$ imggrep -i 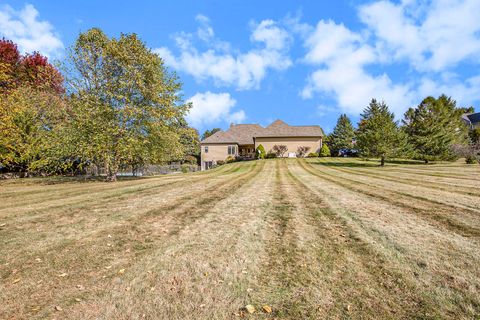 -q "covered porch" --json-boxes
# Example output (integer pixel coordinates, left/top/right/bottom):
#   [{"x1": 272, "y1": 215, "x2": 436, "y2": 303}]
[{"x1": 238, "y1": 144, "x2": 255, "y2": 158}]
